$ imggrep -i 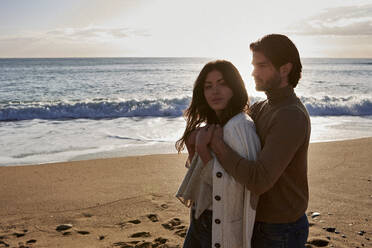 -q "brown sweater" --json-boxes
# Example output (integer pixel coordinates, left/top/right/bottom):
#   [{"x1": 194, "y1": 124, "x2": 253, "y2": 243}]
[{"x1": 214, "y1": 85, "x2": 311, "y2": 223}]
